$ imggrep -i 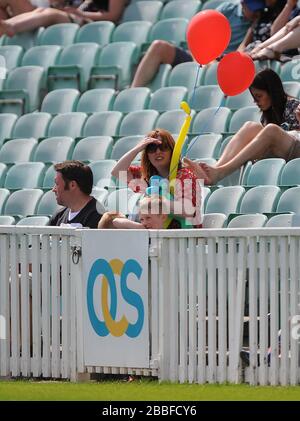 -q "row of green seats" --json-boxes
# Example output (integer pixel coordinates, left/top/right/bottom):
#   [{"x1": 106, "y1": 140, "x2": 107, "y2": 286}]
[{"x1": 0, "y1": 106, "x2": 264, "y2": 147}]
